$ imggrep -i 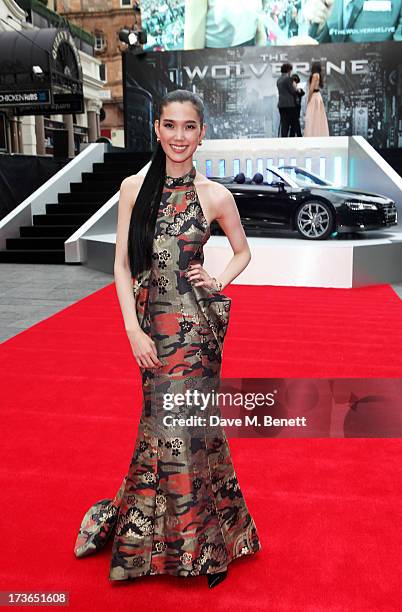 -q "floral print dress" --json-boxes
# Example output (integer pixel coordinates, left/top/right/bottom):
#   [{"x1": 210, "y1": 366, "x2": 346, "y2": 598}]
[{"x1": 73, "y1": 165, "x2": 262, "y2": 580}]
